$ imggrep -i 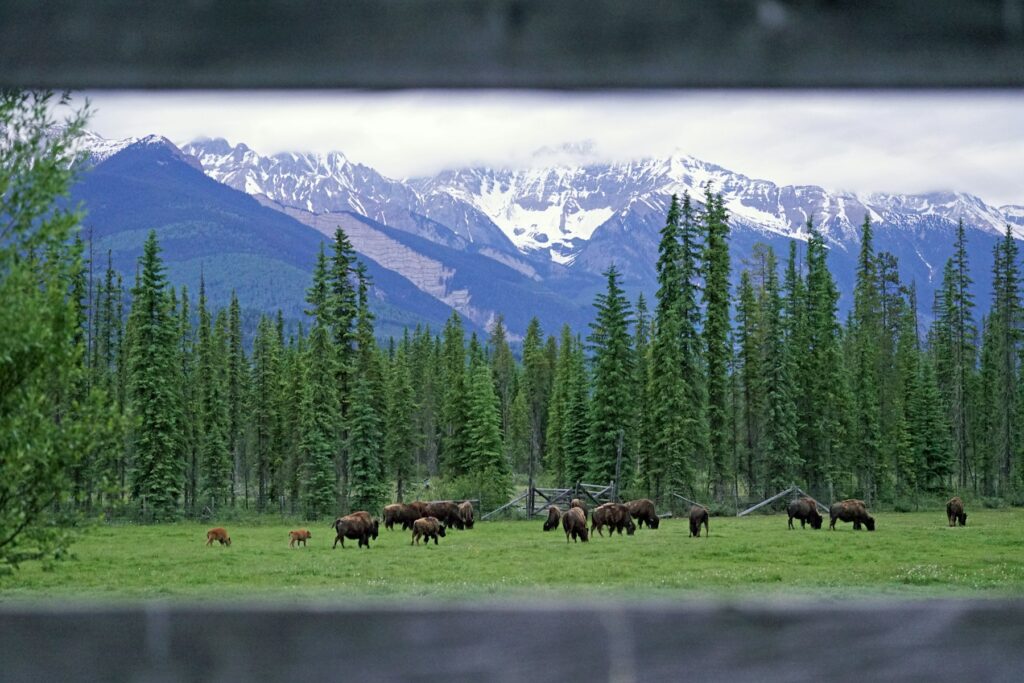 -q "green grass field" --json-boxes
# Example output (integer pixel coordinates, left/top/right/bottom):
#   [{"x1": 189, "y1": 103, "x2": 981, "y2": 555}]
[{"x1": 3, "y1": 509, "x2": 1023, "y2": 602}]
